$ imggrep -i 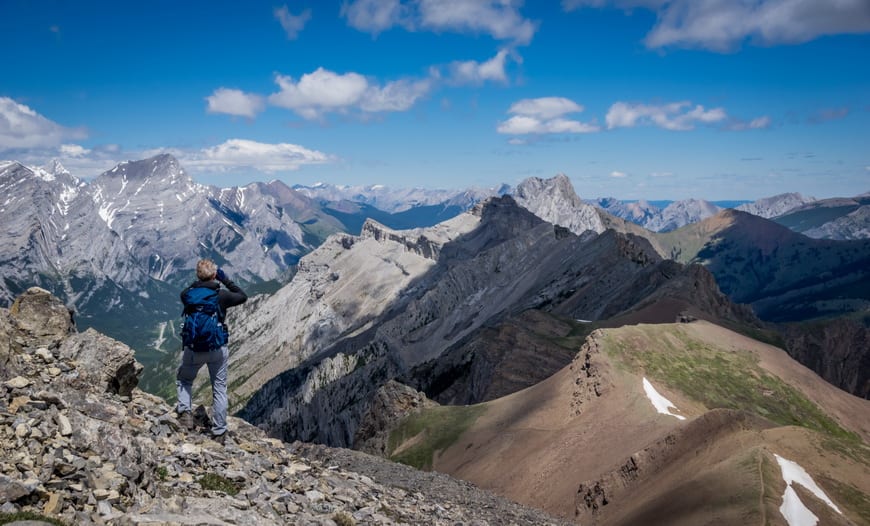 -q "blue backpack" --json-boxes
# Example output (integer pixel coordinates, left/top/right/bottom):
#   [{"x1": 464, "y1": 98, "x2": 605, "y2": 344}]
[{"x1": 181, "y1": 287, "x2": 228, "y2": 352}]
